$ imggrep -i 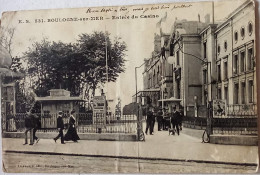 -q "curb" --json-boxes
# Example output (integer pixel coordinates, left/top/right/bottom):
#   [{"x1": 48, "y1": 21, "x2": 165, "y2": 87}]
[{"x1": 4, "y1": 150, "x2": 258, "y2": 167}]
